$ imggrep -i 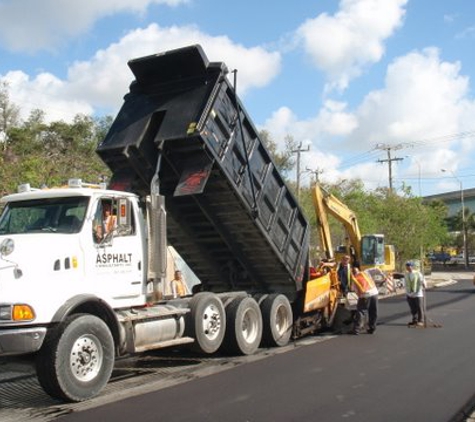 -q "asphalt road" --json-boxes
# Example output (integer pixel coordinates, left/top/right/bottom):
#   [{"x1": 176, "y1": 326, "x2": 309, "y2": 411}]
[{"x1": 57, "y1": 277, "x2": 475, "y2": 422}]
